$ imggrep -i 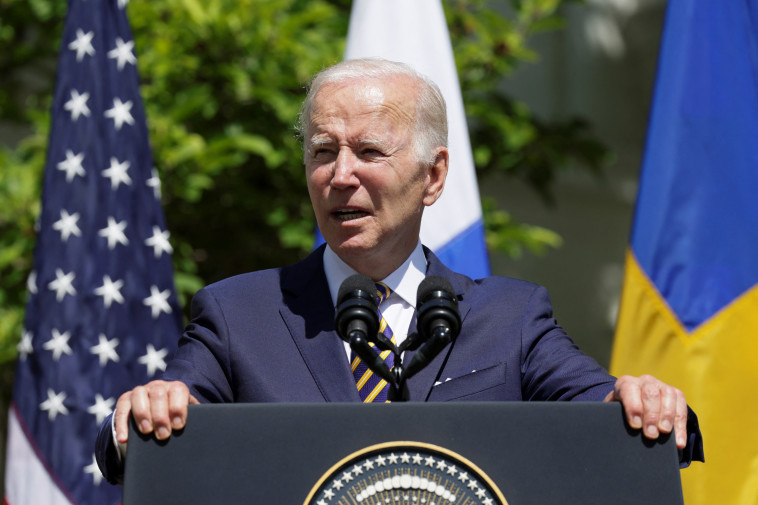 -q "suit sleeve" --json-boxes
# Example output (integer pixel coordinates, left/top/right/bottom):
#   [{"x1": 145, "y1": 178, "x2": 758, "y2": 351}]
[
  {"x1": 94, "y1": 412, "x2": 123, "y2": 485},
  {"x1": 519, "y1": 285, "x2": 616, "y2": 401},
  {"x1": 161, "y1": 286, "x2": 236, "y2": 403},
  {"x1": 519, "y1": 285, "x2": 703, "y2": 465}
]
